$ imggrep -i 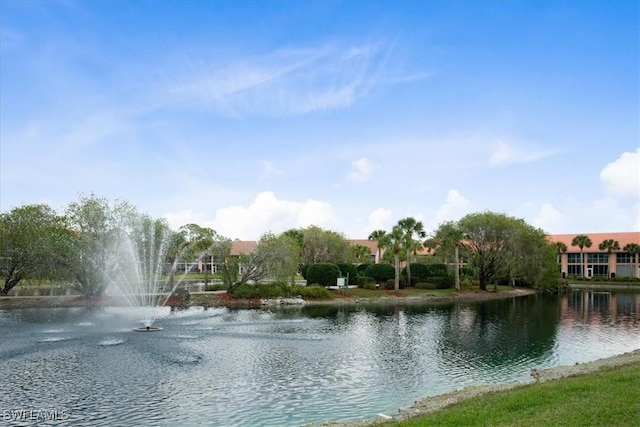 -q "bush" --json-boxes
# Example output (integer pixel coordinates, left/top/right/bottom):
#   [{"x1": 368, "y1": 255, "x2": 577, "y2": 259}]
[
  {"x1": 360, "y1": 276, "x2": 377, "y2": 289},
  {"x1": 364, "y1": 263, "x2": 395, "y2": 282},
  {"x1": 336, "y1": 263, "x2": 359, "y2": 287},
  {"x1": 460, "y1": 266, "x2": 475, "y2": 278},
  {"x1": 416, "y1": 282, "x2": 438, "y2": 290},
  {"x1": 424, "y1": 276, "x2": 454, "y2": 289},
  {"x1": 401, "y1": 263, "x2": 431, "y2": 285},
  {"x1": 384, "y1": 278, "x2": 407, "y2": 290},
  {"x1": 356, "y1": 263, "x2": 371, "y2": 275},
  {"x1": 204, "y1": 283, "x2": 226, "y2": 291},
  {"x1": 425, "y1": 264, "x2": 449, "y2": 277},
  {"x1": 306, "y1": 263, "x2": 341, "y2": 287},
  {"x1": 293, "y1": 285, "x2": 332, "y2": 299}
]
